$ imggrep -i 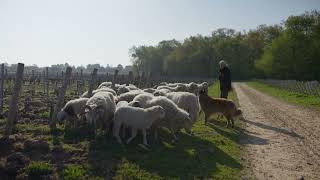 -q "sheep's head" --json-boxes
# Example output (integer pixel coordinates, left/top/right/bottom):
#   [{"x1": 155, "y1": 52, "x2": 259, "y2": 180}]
[
  {"x1": 57, "y1": 109, "x2": 67, "y2": 122},
  {"x1": 177, "y1": 108, "x2": 193, "y2": 133},
  {"x1": 128, "y1": 101, "x2": 141, "y2": 108},
  {"x1": 198, "y1": 82, "x2": 209, "y2": 95},
  {"x1": 151, "y1": 105, "x2": 166, "y2": 119},
  {"x1": 153, "y1": 91, "x2": 163, "y2": 96},
  {"x1": 85, "y1": 105, "x2": 105, "y2": 127}
]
